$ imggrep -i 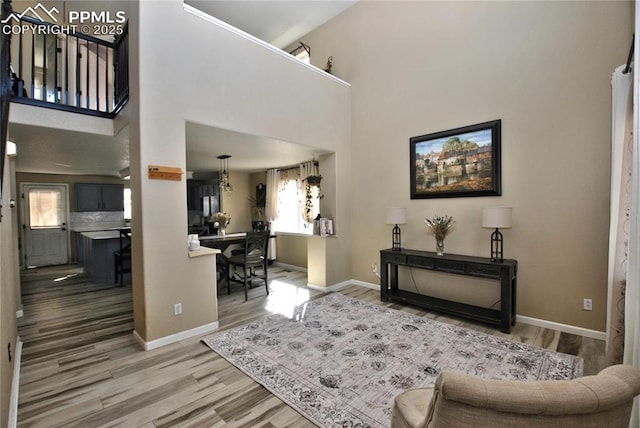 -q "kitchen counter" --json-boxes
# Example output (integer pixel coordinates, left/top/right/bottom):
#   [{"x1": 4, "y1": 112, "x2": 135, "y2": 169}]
[
  {"x1": 81, "y1": 229, "x2": 130, "y2": 240},
  {"x1": 71, "y1": 223, "x2": 130, "y2": 232},
  {"x1": 79, "y1": 229, "x2": 130, "y2": 284}
]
